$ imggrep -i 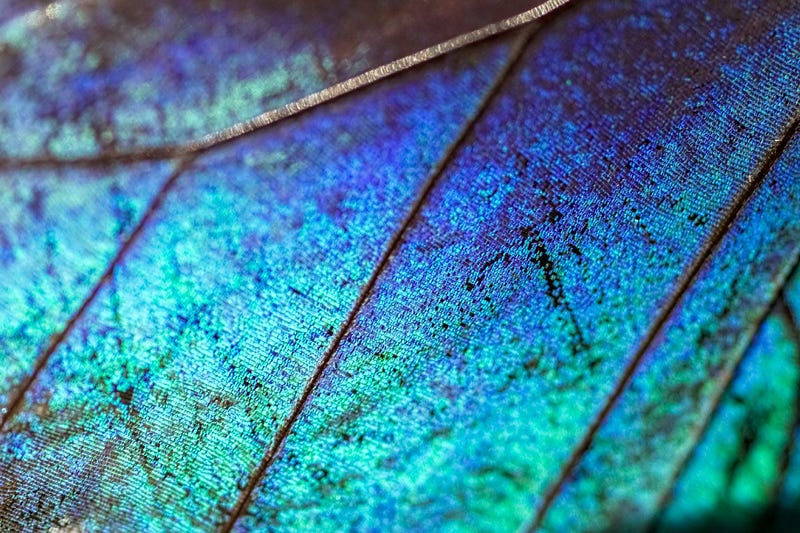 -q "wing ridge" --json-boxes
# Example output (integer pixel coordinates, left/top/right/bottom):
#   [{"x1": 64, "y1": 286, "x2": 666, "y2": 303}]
[
  {"x1": 526, "y1": 115, "x2": 800, "y2": 532},
  {"x1": 0, "y1": 155, "x2": 196, "y2": 429},
  {"x1": 218, "y1": 27, "x2": 537, "y2": 533},
  {"x1": 646, "y1": 263, "x2": 800, "y2": 532},
  {"x1": 0, "y1": 0, "x2": 570, "y2": 170}
]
